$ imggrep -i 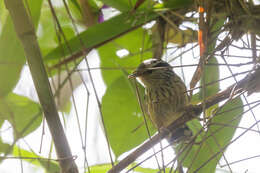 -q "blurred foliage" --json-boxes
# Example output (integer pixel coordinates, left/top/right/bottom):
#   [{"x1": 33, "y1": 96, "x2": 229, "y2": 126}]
[
  {"x1": 13, "y1": 146, "x2": 60, "y2": 173},
  {"x1": 0, "y1": 0, "x2": 43, "y2": 97},
  {"x1": 0, "y1": 93, "x2": 42, "y2": 138},
  {"x1": 1, "y1": 0, "x2": 257, "y2": 172}
]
